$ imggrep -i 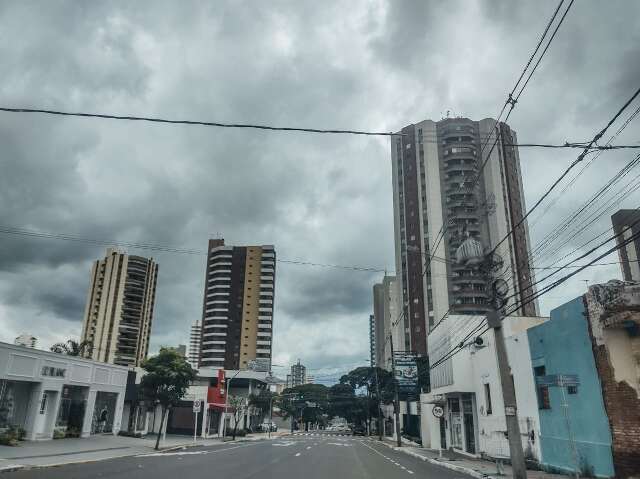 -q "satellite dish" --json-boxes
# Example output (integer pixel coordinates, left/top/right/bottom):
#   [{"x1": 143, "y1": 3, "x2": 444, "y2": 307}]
[{"x1": 492, "y1": 279, "x2": 509, "y2": 298}]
